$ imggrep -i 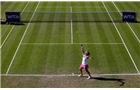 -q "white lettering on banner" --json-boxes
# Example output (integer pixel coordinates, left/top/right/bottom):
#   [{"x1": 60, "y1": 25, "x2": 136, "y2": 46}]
[
  {"x1": 7, "y1": 15, "x2": 19, "y2": 19},
  {"x1": 123, "y1": 15, "x2": 135, "y2": 19}
]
